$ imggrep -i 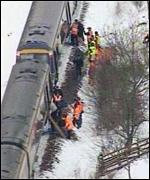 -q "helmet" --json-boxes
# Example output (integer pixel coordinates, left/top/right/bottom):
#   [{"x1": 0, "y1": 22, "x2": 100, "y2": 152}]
[
  {"x1": 87, "y1": 27, "x2": 92, "y2": 30},
  {"x1": 91, "y1": 41, "x2": 95, "y2": 46},
  {"x1": 95, "y1": 31, "x2": 99, "y2": 35}
]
